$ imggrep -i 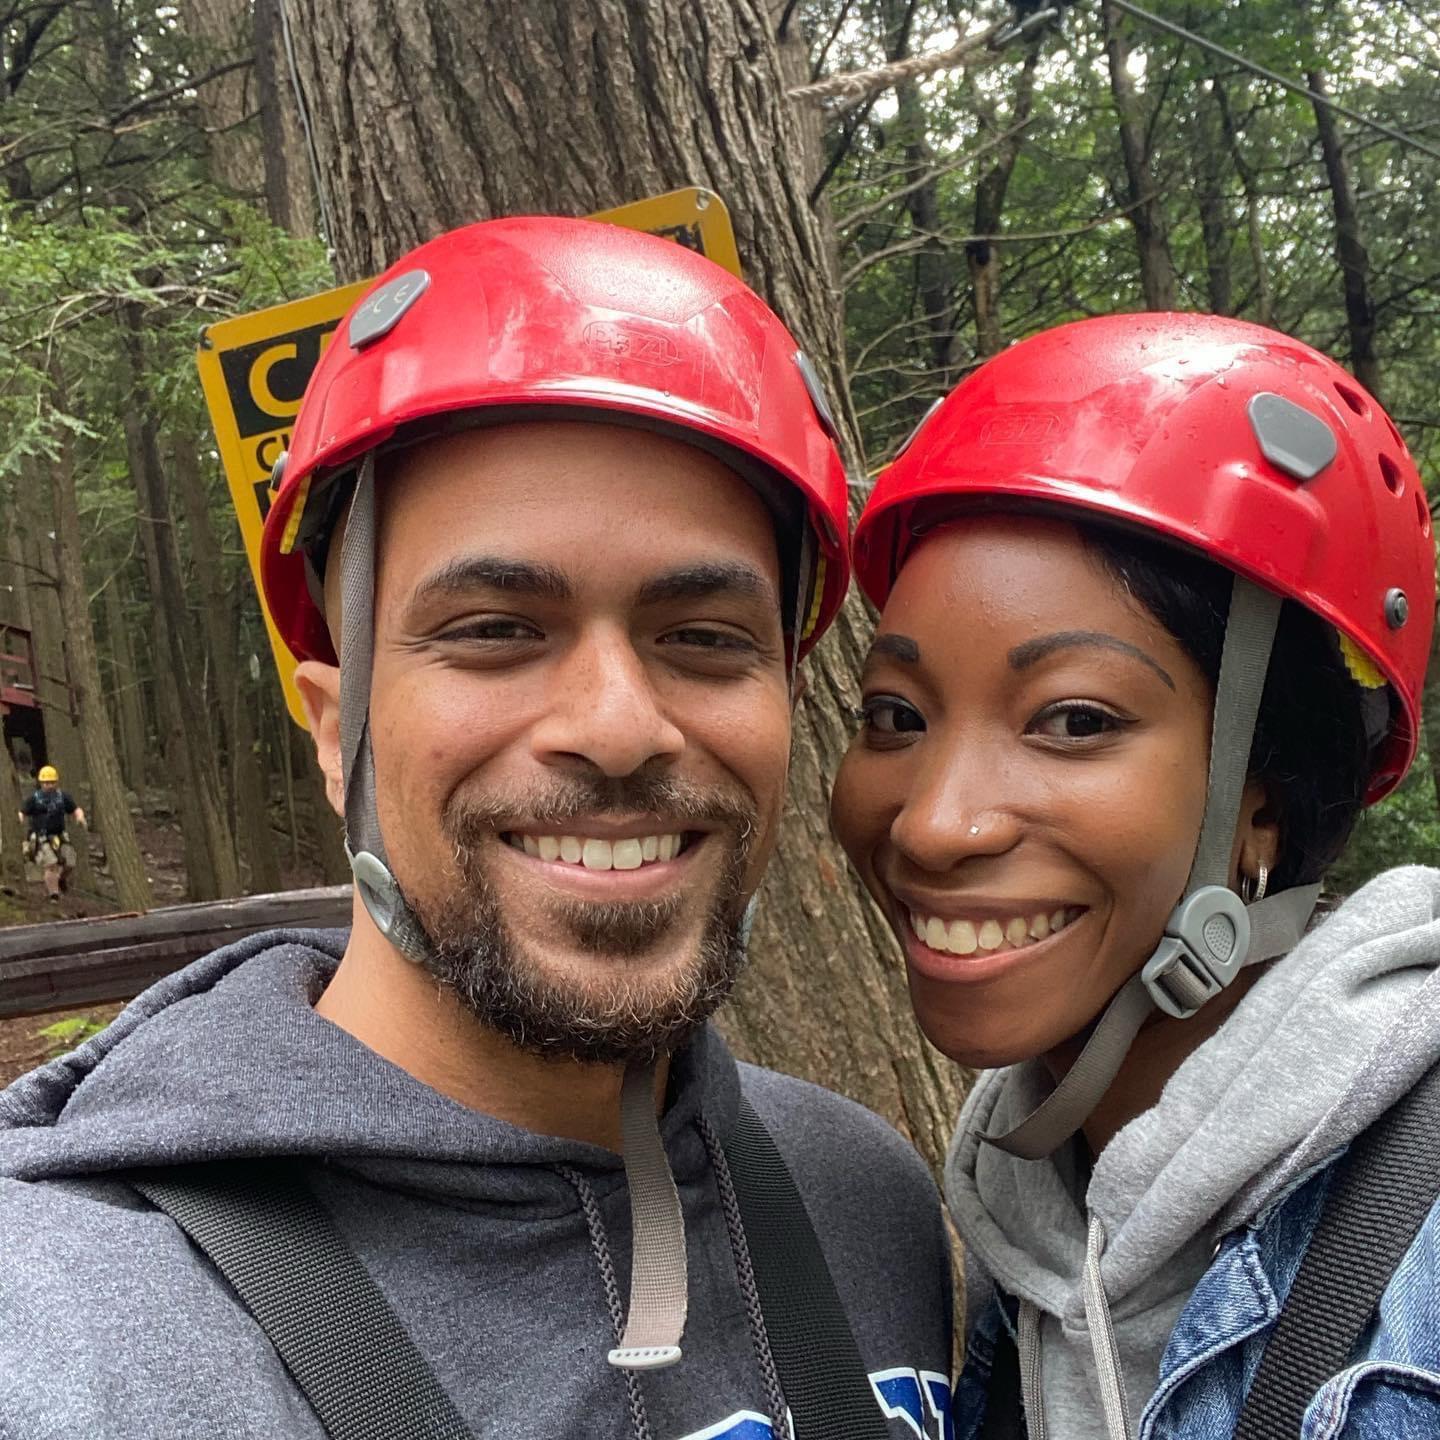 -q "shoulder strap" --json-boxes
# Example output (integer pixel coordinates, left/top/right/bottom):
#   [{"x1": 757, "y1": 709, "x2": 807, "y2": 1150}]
[
  {"x1": 1234, "y1": 1057, "x2": 1440, "y2": 1439},
  {"x1": 130, "y1": 1159, "x2": 475, "y2": 1440},
  {"x1": 721, "y1": 1095, "x2": 890, "y2": 1440}
]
